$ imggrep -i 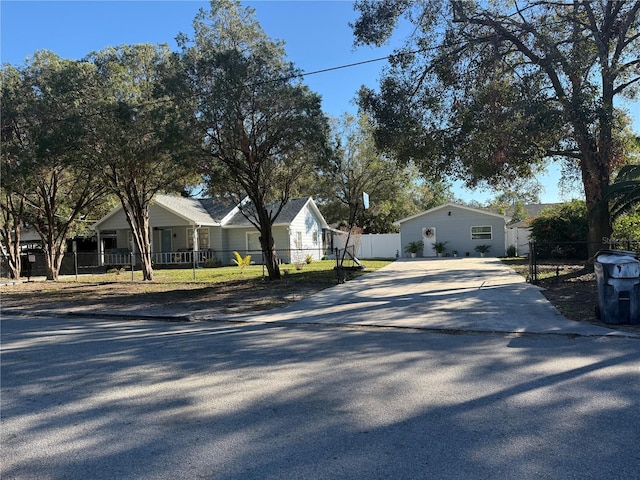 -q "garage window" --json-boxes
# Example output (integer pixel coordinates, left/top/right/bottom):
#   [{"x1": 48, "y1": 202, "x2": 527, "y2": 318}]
[{"x1": 471, "y1": 226, "x2": 492, "y2": 240}]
